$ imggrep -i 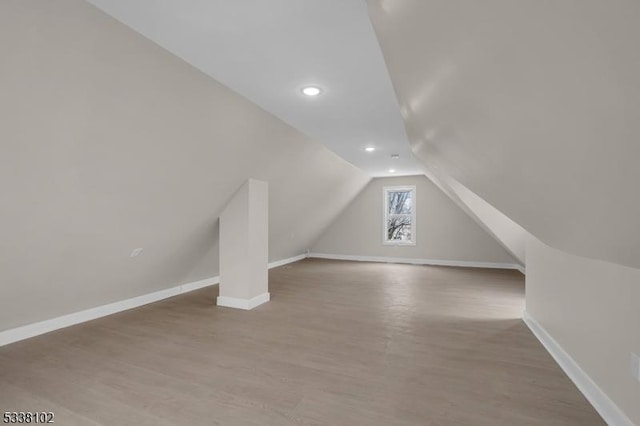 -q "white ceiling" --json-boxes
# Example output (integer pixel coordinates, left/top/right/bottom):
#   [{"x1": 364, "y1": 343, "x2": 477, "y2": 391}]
[{"x1": 86, "y1": 0, "x2": 423, "y2": 177}]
